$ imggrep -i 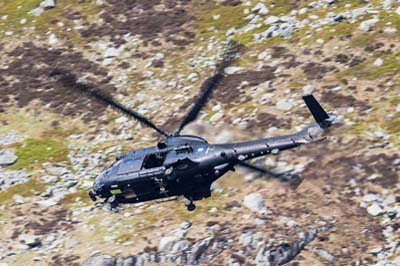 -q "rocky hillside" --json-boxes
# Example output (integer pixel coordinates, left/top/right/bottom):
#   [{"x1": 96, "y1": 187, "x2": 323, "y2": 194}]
[{"x1": 0, "y1": 0, "x2": 399, "y2": 265}]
